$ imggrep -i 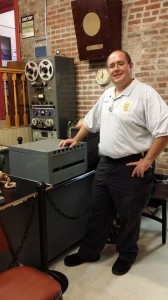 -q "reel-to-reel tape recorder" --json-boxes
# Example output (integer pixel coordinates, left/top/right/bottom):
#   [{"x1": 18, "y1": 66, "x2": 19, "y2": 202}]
[{"x1": 25, "y1": 56, "x2": 77, "y2": 141}]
